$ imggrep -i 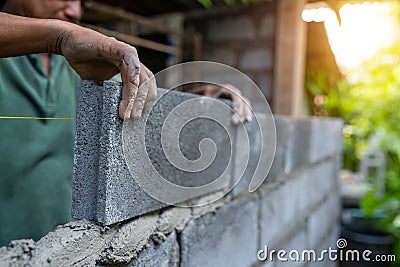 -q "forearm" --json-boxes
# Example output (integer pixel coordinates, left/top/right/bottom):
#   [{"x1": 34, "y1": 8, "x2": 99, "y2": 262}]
[
  {"x1": 0, "y1": 12, "x2": 156, "y2": 119},
  {"x1": 0, "y1": 12, "x2": 67, "y2": 57}
]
